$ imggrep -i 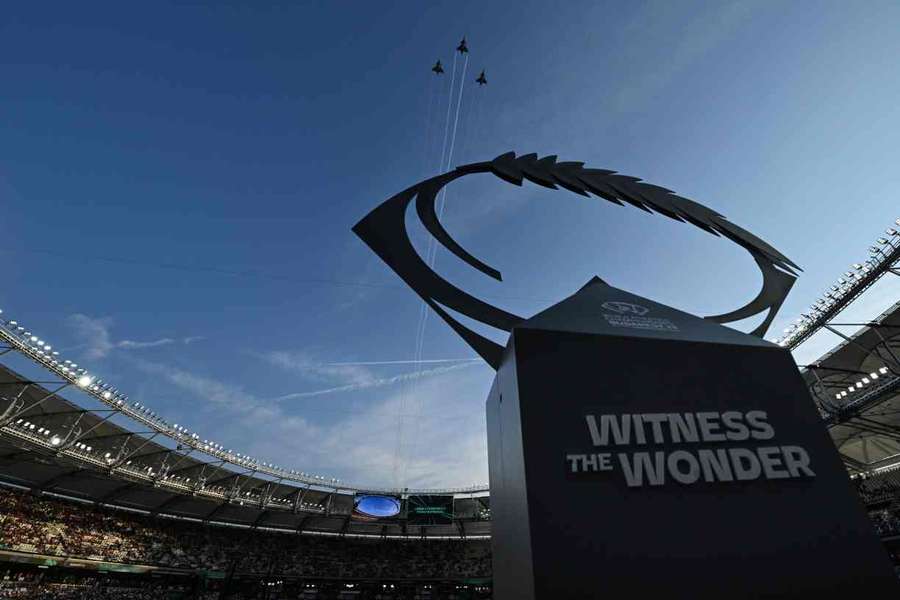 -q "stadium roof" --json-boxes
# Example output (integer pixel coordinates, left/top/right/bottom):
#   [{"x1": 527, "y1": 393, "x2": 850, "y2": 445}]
[
  {"x1": 802, "y1": 298, "x2": 900, "y2": 470},
  {"x1": 0, "y1": 363, "x2": 490, "y2": 538},
  {"x1": 0, "y1": 312, "x2": 488, "y2": 495}
]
